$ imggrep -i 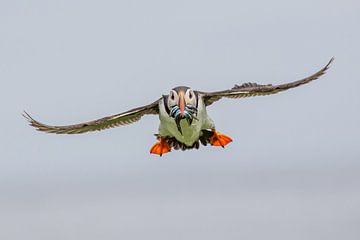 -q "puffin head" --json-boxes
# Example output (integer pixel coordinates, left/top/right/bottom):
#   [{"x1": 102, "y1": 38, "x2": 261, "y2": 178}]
[{"x1": 166, "y1": 86, "x2": 198, "y2": 133}]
